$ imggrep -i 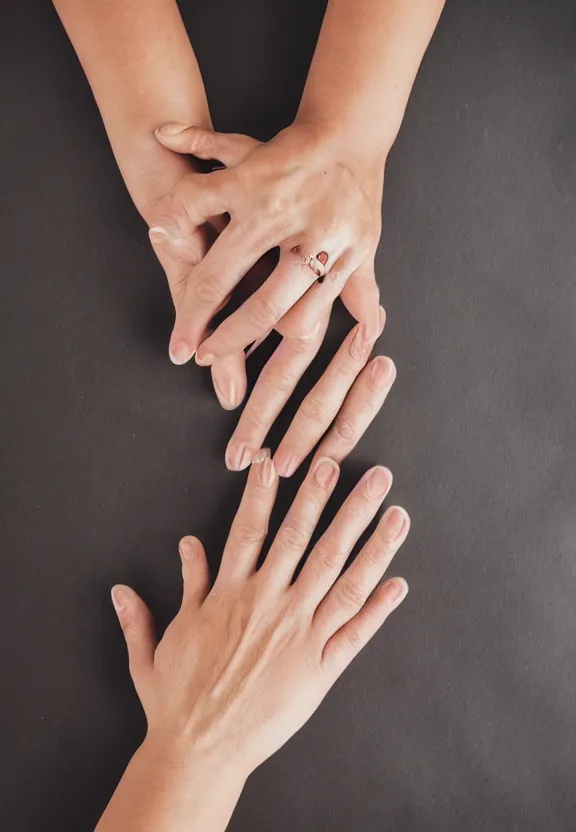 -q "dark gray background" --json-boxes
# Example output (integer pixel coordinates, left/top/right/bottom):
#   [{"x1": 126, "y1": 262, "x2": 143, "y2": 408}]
[{"x1": 1, "y1": 1, "x2": 576, "y2": 829}]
